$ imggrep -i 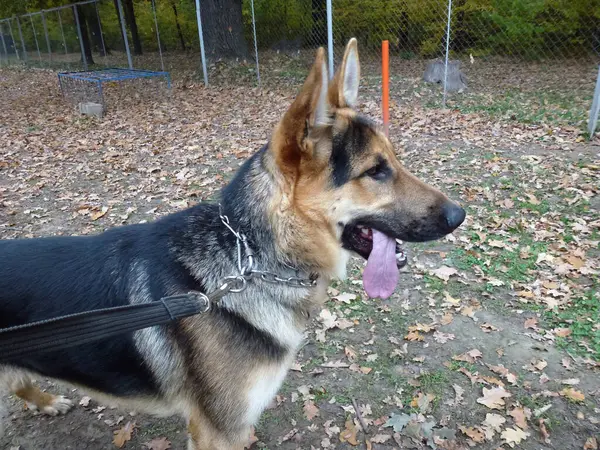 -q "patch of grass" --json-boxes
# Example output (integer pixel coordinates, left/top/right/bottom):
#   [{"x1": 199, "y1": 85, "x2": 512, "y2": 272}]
[
  {"x1": 447, "y1": 360, "x2": 476, "y2": 373},
  {"x1": 543, "y1": 282, "x2": 600, "y2": 360},
  {"x1": 517, "y1": 199, "x2": 551, "y2": 215},
  {"x1": 449, "y1": 89, "x2": 589, "y2": 127},
  {"x1": 422, "y1": 273, "x2": 445, "y2": 293},
  {"x1": 418, "y1": 370, "x2": 448, "y2": 394},
  {"x1": 450, "y1": 237, "x2": 547, "y2": 285}
]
